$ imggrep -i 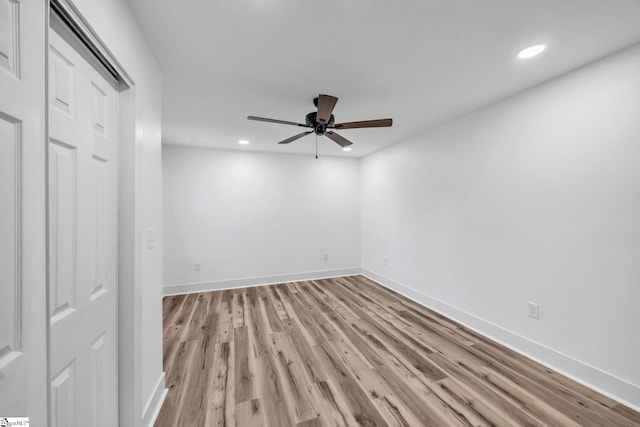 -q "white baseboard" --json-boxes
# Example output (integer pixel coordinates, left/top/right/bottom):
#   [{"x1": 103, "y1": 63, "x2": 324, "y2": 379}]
[
  {"x1": 163, "y1": 267, "x2": 362, "y2": 296},
  {"x1": 142, "y1": 372, "x2": 168, "y2": 427},
  {"x1": 361, "y1": 268, "x2": 640, "y2": 412}
]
